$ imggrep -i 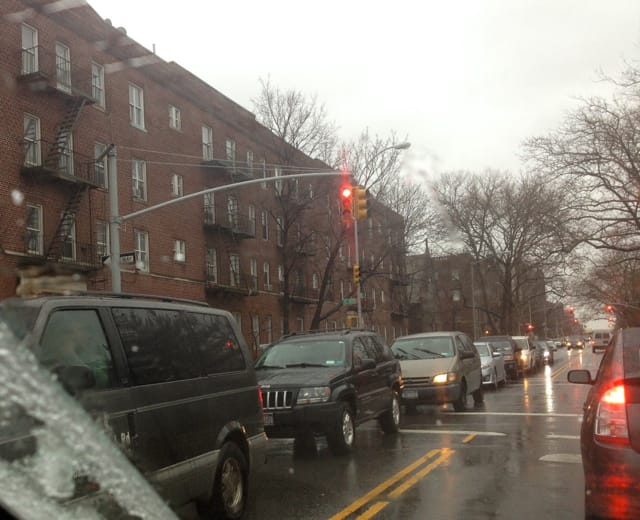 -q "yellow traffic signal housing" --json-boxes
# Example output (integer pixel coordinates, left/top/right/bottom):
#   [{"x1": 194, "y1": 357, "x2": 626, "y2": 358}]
[
  {"x1": 352, "y1": 264, "x2": 360, "y2": 285},
  {"x1": 354, "y1": 186, "x2": 368, "y2": 220}
]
